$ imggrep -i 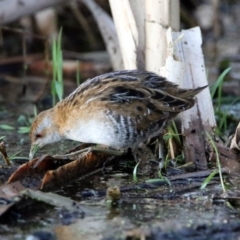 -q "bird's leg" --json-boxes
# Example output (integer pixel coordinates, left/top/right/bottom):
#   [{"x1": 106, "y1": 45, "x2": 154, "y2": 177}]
[{"x1": 53, "y1": 145, "x2": 127, "y2": 161}]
